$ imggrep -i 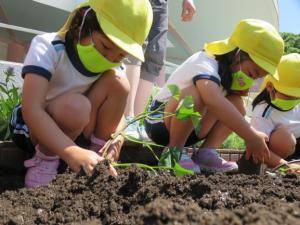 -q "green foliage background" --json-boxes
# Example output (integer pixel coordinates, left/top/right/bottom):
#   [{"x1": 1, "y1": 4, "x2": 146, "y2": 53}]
[{"x1": 281, "y1": 32, "x2": 300, "y2": 54}]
